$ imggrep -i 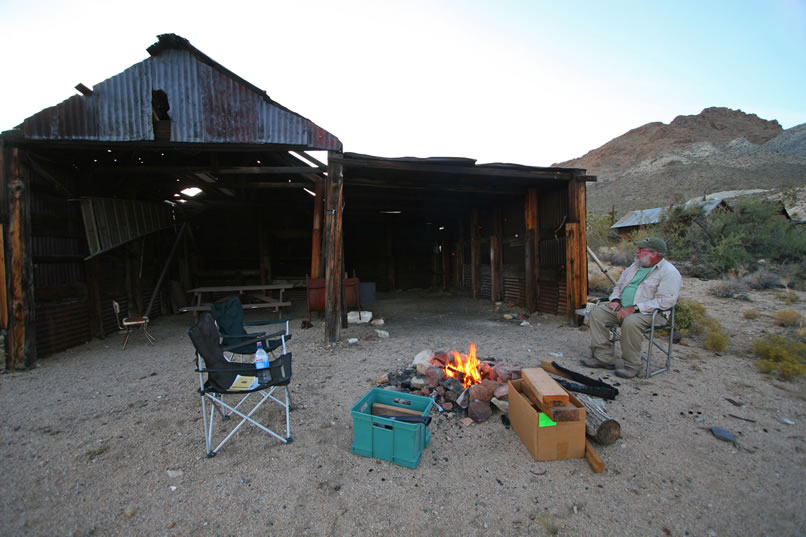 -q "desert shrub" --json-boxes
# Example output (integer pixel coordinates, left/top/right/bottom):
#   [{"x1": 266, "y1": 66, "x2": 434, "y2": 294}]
[
  {"x1": 774, "y1": 310, "x2": 804, "y2": 327},
  {"x1": 709, "y1": 277, "x2": 749, "y2": 299},
  {"x1": 703, "y1": 326, "x2": 729, "y2": 352},
  {"x1": 774, "y1": 291, "x2": 801, "y2": 304},
  {"x1": 742, "y1": 270, "x2": 782, "y2": 290},
  {"x1": 743, "y1": 309, "x2": 760, "y2": 320},
  {"x1": 752, "y1": 335, "x2": 806, "y2": 379},
  {"x1": 594, "y1": 245, "x2": 636, "y2": 267},
  {"x1": 660, "y1": 199, "x2": 806, "y2": 277},
  {"x1": 586, "y1": 210, "x2": 619, "y2": 250},
  {"x1": 673, "y1": 300, "x2": 695, "y2": 335}
]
